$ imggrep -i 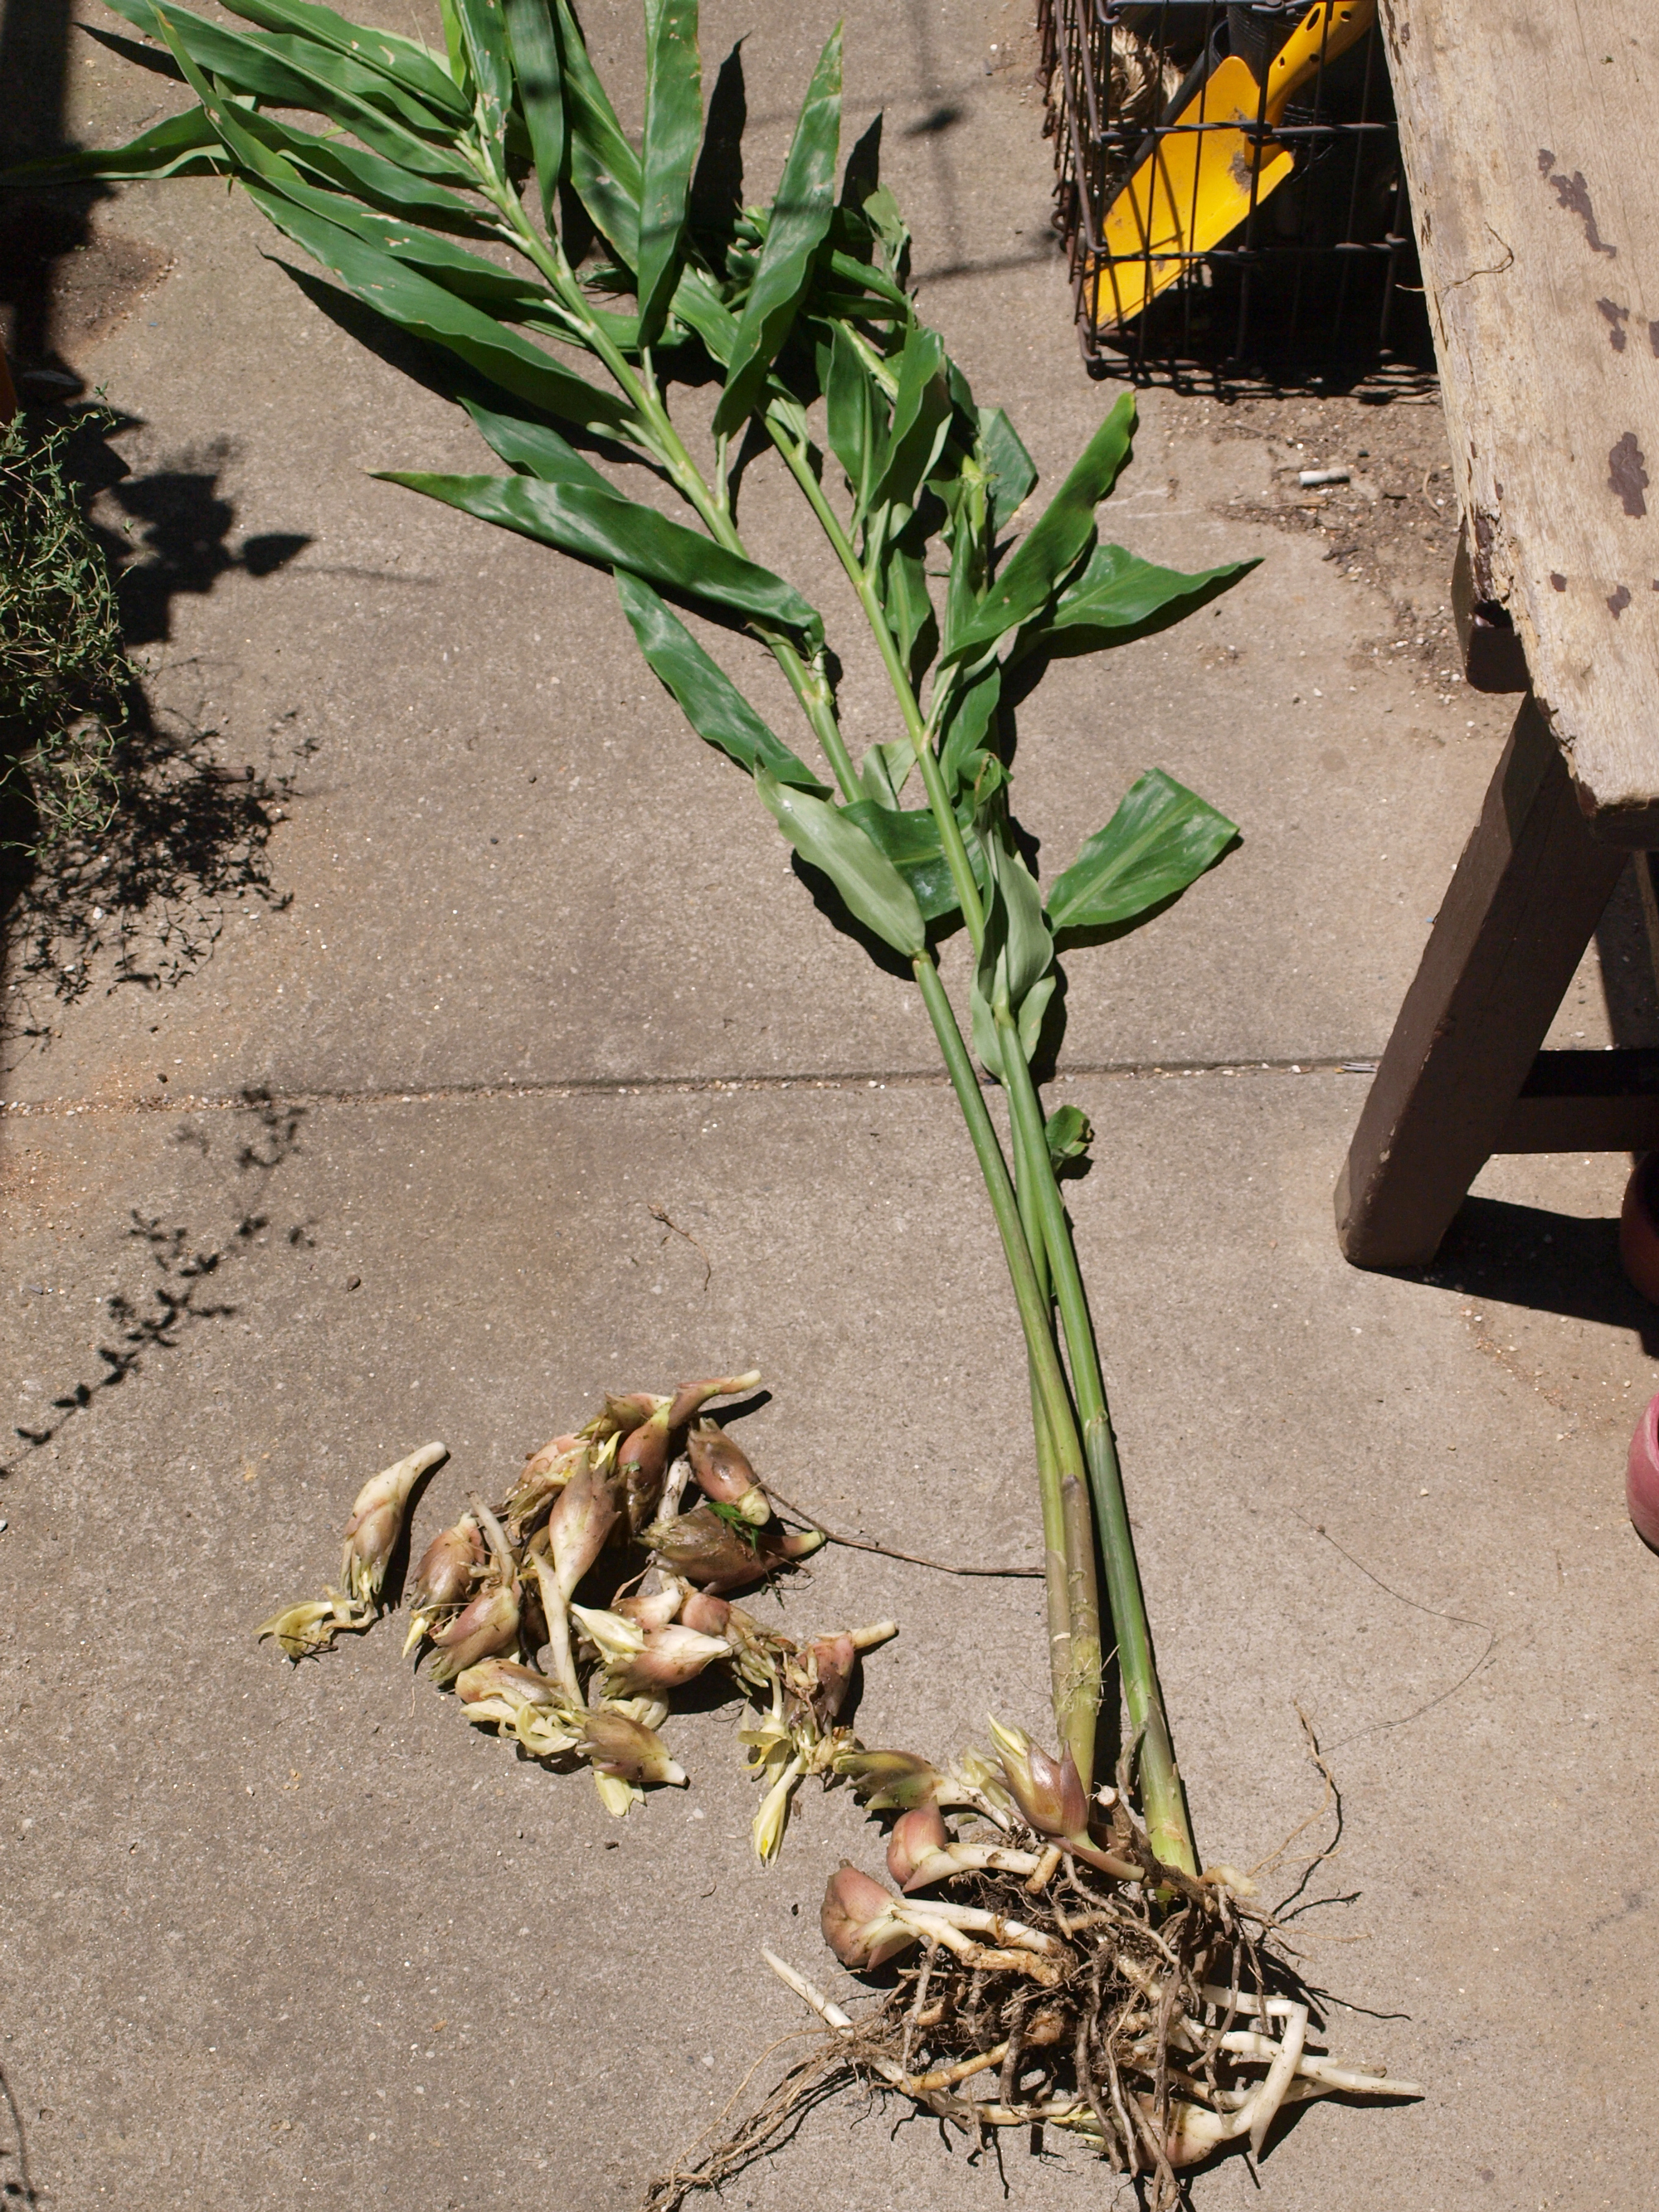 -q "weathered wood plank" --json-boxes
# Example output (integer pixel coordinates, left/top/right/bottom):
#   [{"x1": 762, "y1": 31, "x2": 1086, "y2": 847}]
[
  {"x1": 1335, "y1": 696, "x2": 1627, "y2": 1267},
  {"x1": 1381, "y1": 2, "x2": 1659, "y2": 842}
]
